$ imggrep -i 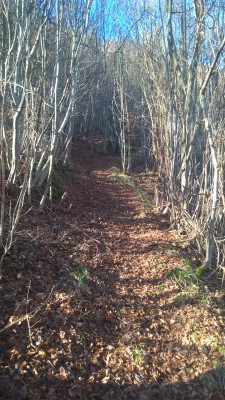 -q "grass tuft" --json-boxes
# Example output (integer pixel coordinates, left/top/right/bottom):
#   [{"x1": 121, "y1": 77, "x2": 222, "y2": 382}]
[
  {"x1": 133, "y1": 344, "x2": 143, "y2": 364},
  {"x1": 166, "y1": 262, "x2": 199, "y2": 287},
  {"x1": 70, "y1": 263, "x2": 89, "y2": 287},
  {"x1": 108, "y1": 171, "x2": 136, "y2": 187},
  {"x1": 108, "y1": 169, "x2": 153, "y2": 208},
  {"x1": 200, "y1": 366, "x2": 225, "y2": 394}
]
